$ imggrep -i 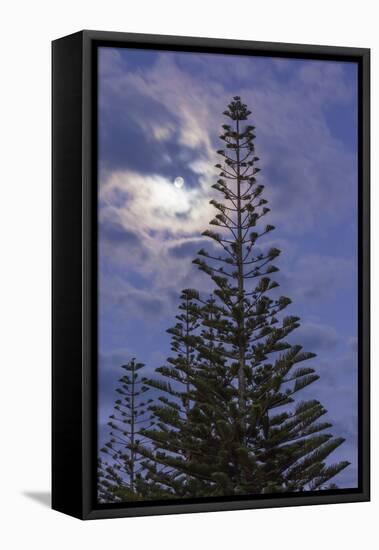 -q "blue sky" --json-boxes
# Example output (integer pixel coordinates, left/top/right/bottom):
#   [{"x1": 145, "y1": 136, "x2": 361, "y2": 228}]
[{"x1": 97, "y1": 46, "x2": 358, "y2": 489}]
